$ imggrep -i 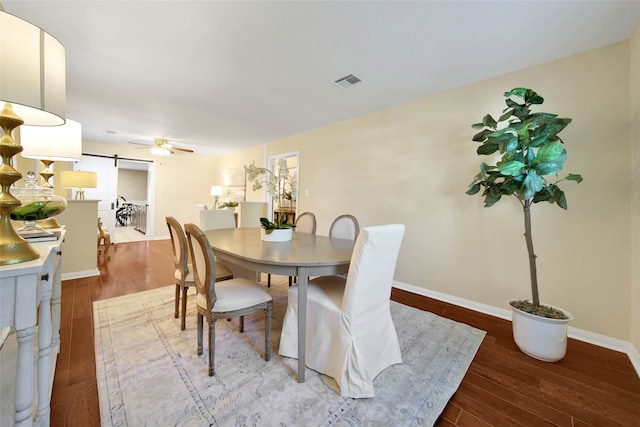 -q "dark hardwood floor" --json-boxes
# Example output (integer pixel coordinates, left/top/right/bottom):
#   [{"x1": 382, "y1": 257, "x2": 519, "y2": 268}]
[{"x1": 51, "y1": 240, "x2": 640, "y2": 426}]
